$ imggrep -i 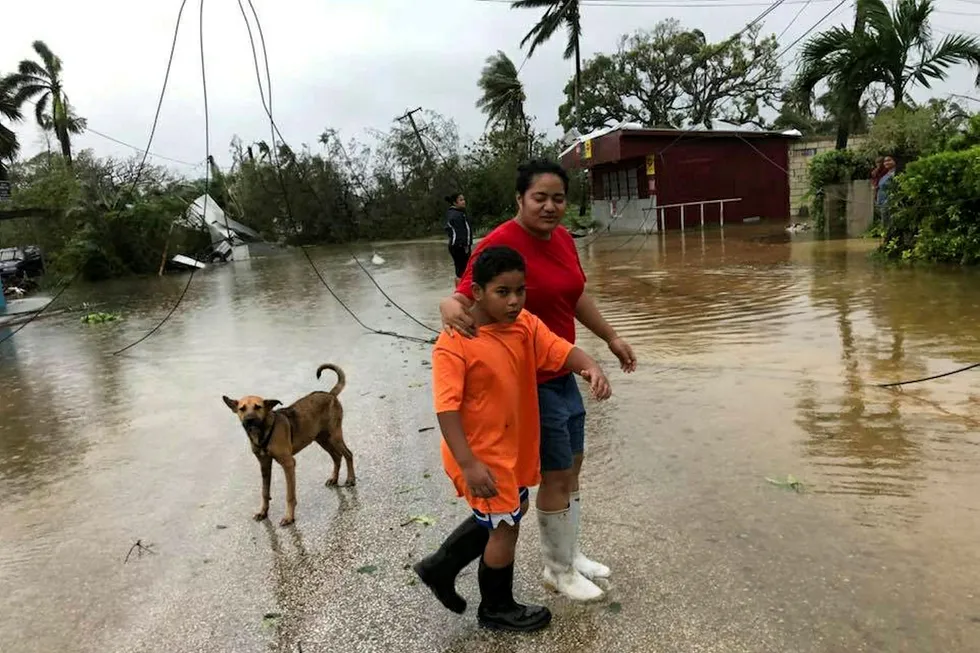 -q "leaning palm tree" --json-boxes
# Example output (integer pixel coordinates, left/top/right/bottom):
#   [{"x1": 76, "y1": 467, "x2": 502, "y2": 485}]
[
  {"x1": 512, "y1": 0, "x2": 582, "y2": 127},
  {"x1": 794, "y1": 0, "x2": 980, "y2": 149},
  {"x1": 0, "y1": 75, "x2": 22, "y2": 172},
  {"x1": 476, "y1": 51, "x2": 531, "y2": 156},
  {"x1": 5, "y1": 40, "x2": 86, "y2": 165}
]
